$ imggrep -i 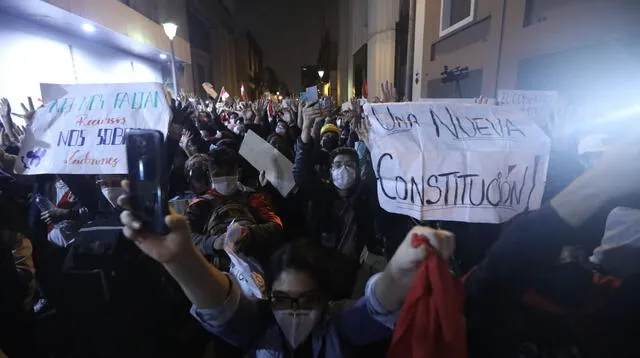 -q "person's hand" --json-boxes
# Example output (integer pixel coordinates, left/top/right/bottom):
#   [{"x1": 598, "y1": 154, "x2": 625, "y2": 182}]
[
  {"x1": 41, "y1": 208, "x2": 71, "y2": 225},
  {"x1": 258, "y1": 170, "x2": 268, "y2": 187},
  {"x1": 0, "y1": 127, "x2": 10, "y2": 148},
  {"x1": 11, "y1": 125, "x2": 26, "y2": 145},
  {"x1": 386, "y1": 226, "x2": 455, "y2": 281},
  {"x1": 118, "y1": 180, "x2": 196, "y2": 264},
  {"x1": 0, "y1": 98, "x2": 16, "y2": 141},
  {"x1": 12, "y1": 97, "x2": 37, "y2": 125},
  {"x1": 380, "y1": 81, "x2": 398, "y2": 103},
  {"x1": 170, "y1": 98, "x2": 194, "y2": 126},
  {"x1": 213, "y1": 226, "x2": 250, "y2": 251},
  {"x1": 353, "y1": 115, "x2": 371, "y2": 150},
  {"x1": 179, "y1": 130, "x2": 193, "y2": 154}
]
